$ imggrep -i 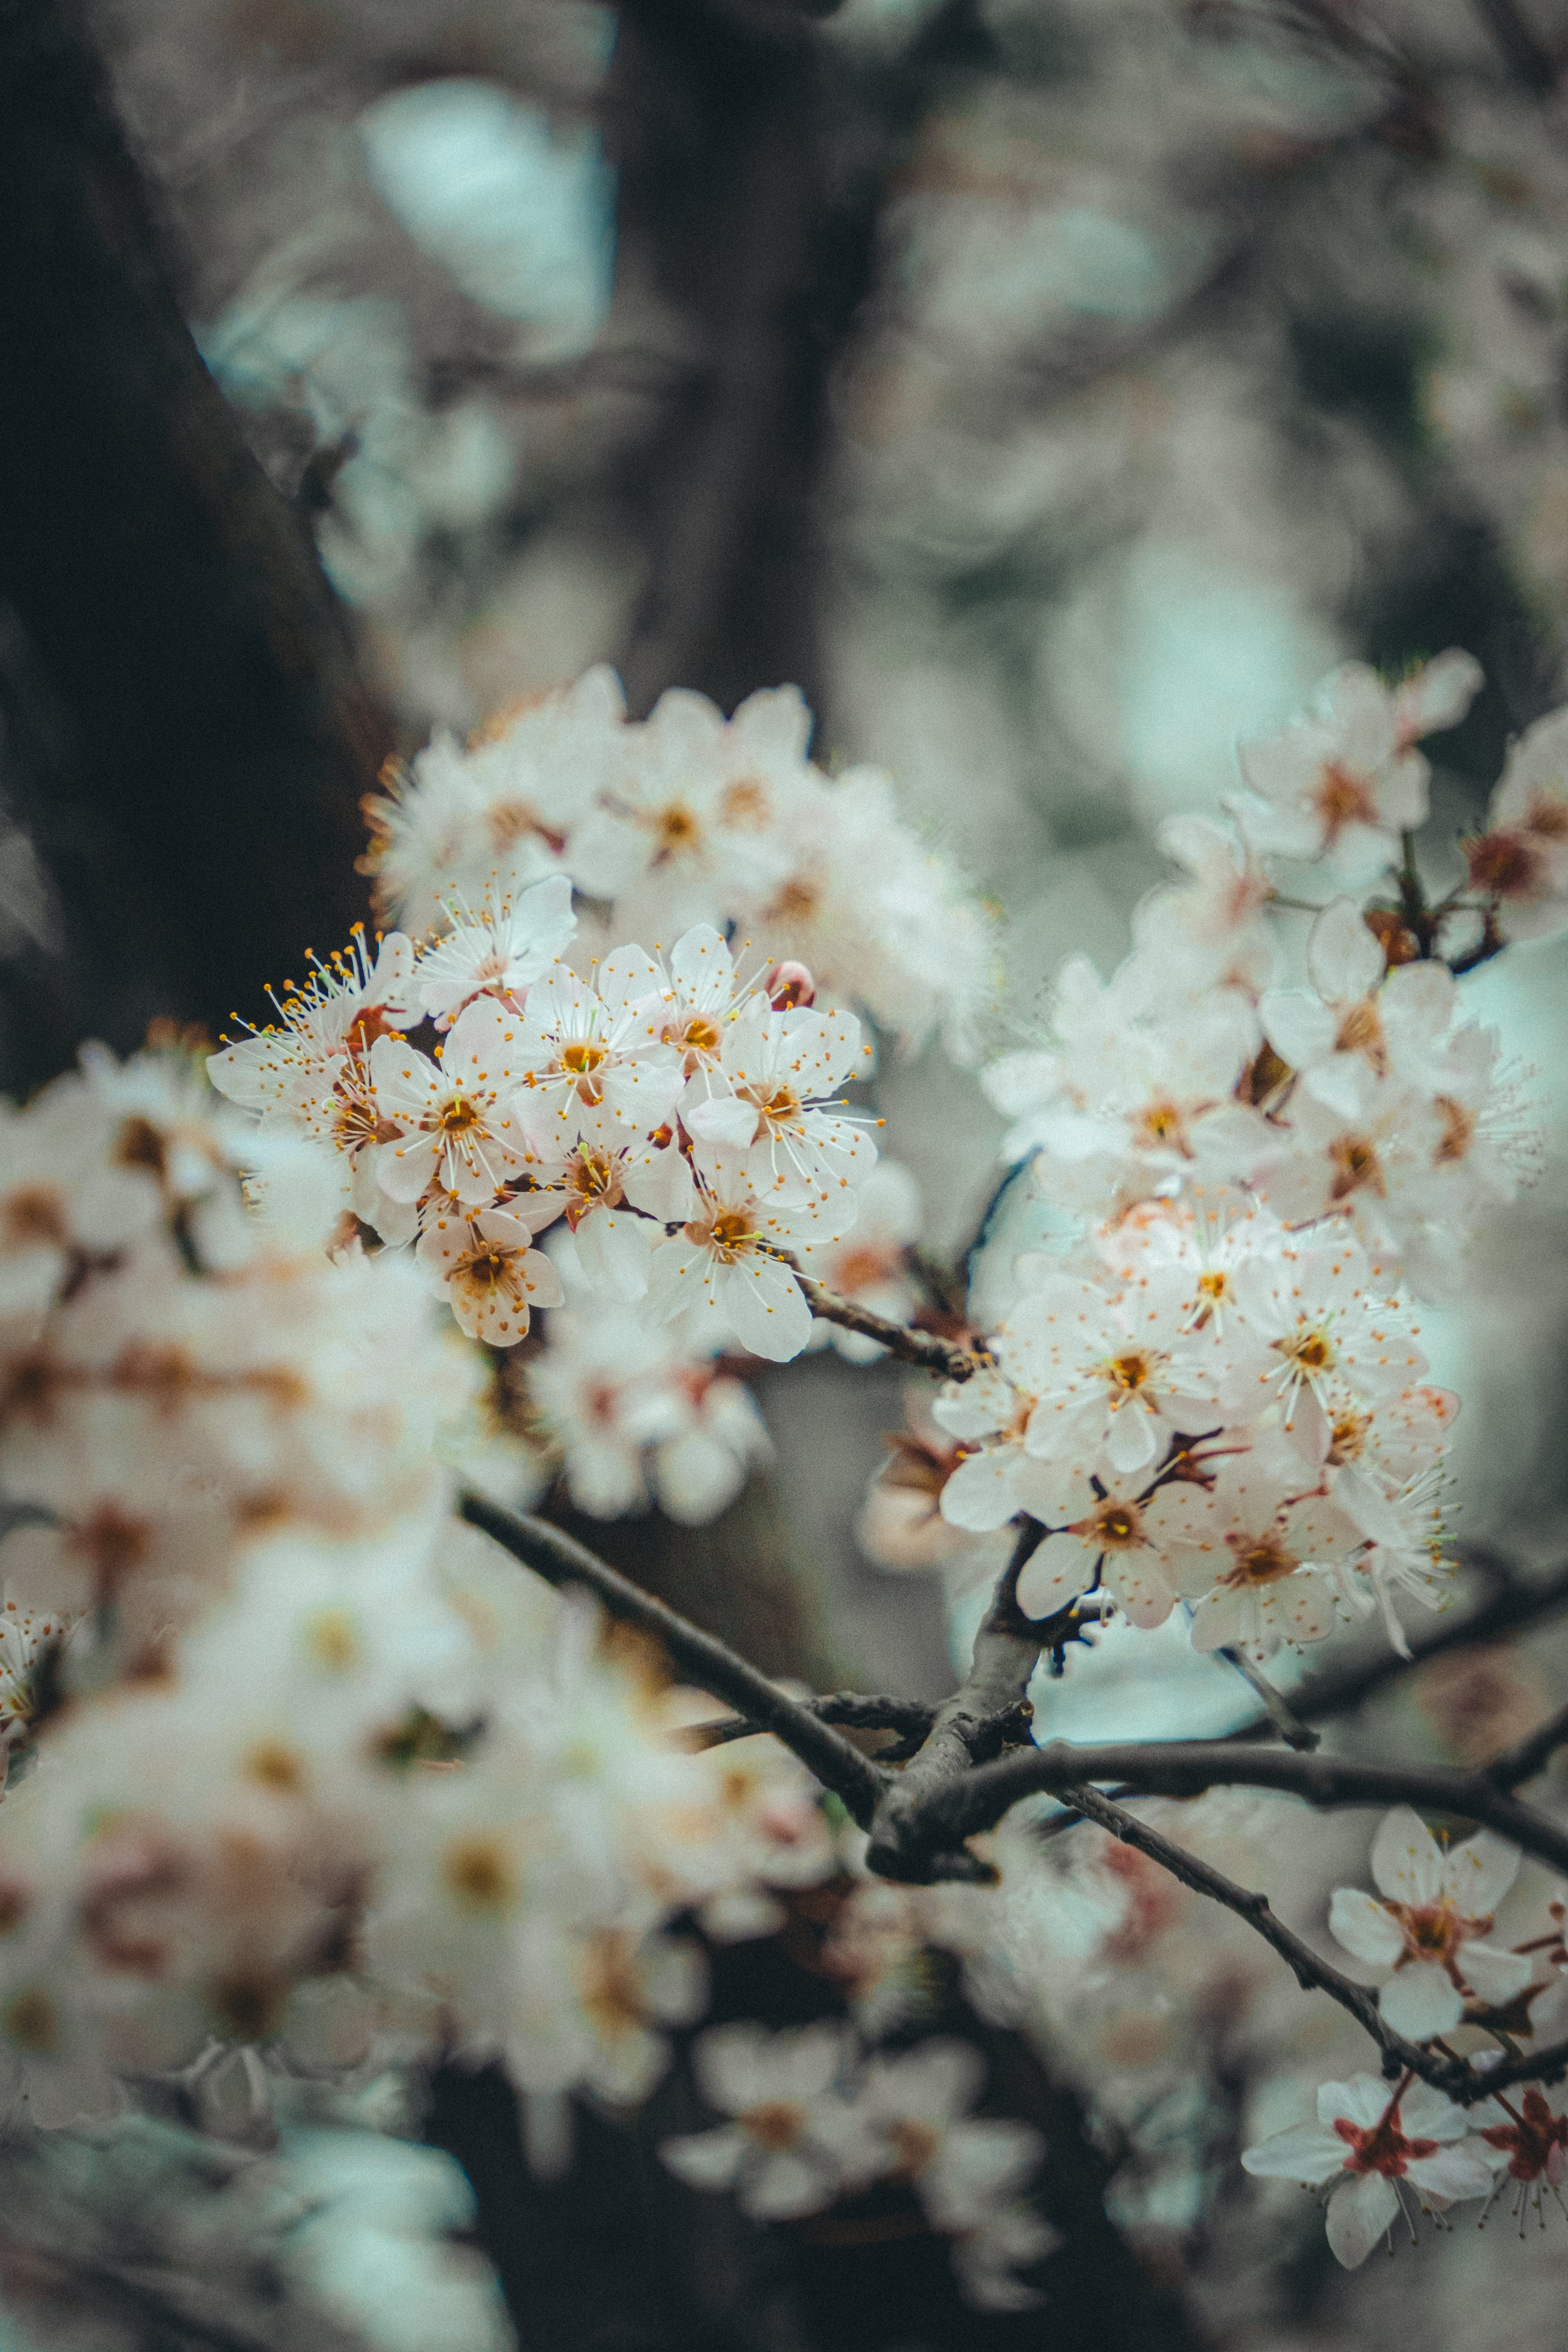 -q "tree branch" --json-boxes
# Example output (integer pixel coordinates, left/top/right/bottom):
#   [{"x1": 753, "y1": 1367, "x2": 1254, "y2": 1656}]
[
  {"x1": 458, "y1": 1491, "x2": 885, "y2": 1826},
  {"x1": 923, "y1": 1740, "x2": 1568, "y2": 1879},
  {"x1": 1485, "y1": 1696, "x2": 1568, "y2": 1790},
  {"x1": 866, "y1": 1521, "x2": 1086, "y2": 1883},
  {"x1": 1470, "y1": 0, "x2": 1560, "y2": 90},
  {"x1": 1057, "y1": 1784, "x2": 1568, "y2": 2106},
  {"x1": 1056, "y1": 1784, "x2": 1456, "y2": 2089},
  {"x1": 791, "y1": 1266, "x2": 987, "y2": 1380},
  {"x1": 681, "y1": 1689, "x2": 937, "y2": 1755}
]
